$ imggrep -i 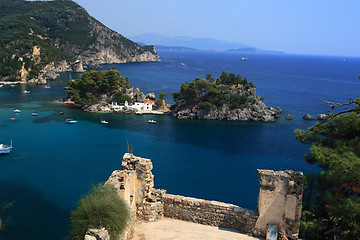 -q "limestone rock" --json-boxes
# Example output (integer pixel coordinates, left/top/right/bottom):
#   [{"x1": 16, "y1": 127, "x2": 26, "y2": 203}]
[
  {"x1": 285, "y1": 114, "x2": 293, "y2": 120},
  {"x1": 145, "y1": 93, "x2": 156, "y2": 100},
  {"x1": 84, "y1": 228, "x2": 110, "y2": 240},
  {"x1": 317, "y1": 114, "x2": 328, "y2": 120},
  {"x1": 302, "y1": 114, "x2": 315, "y2": 120}
]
